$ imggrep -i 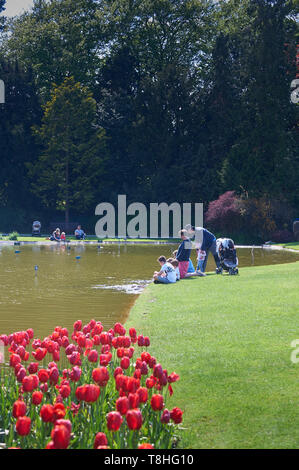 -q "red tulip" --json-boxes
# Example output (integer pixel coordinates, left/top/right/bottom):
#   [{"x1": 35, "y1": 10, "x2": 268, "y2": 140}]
[
  {"x1": 73, "y1": 320, "x2": 82, "y2": 331},
  {"x1": 51, "y1": 424, "x2": 70, "y2": 449},
  {"x1": 170, "y1": 407, "x2": 183, "y2": 424},
  {"x1": 120, "y1": 356, "x2": 130, "y2": 370},
  {"x1": 16, "y1": 368, "x2": 27, "y2": 383},
  {"x1": 99, "y1": 353, "x2": 111, "y2": 366},
  {"x1": 16, "y1": 416, "x2": 31, "y2": 436},
  {"x1": 145, "y1": 377, "x2": 155, "y2": 389},
  {"x1": 12, "y1": 400, "x2": 27, "y2": 418},
  {"x1": 75, "y1": 384, "x2": 100, "y2": 403},
  {"x1": 126, "y1": 409, "x2": 142, "y2": 430},
  {"x1": 49, "y1": 367, "x2": 59, "y2": 385},
  {"x1": 32, "y1": 391, "x2": 43, "y2": 405},
  {"x1": 114, "y1": 367, "x2": 123, "y2": 379},
  {"x1": 55, "y1": 419, "x2": 72, "y2": 434},
  {"x1": 10, "y1": 353, "x2": 21, "y2": 368},
  {"x1": 128, "y1": 393, "x2": 139, "y2": 409},
  {"x1": 60, "y1": 384, "x2": 71, "y2": 398},
  {"x1": 70, "y1": 366, "x2": 81, "y2": 382},
  {"x1": 116, "y1": 396, "x2": 129, "y2": 415},
  {"x1": 138, "y1": 443, "x2": 154, "y2": 449},
  {"x1": 137, "y1": 387, "x2": 148, "y2": 404},
  {"x1": 28, "y1": 362, "x2": 39, "y2": 374},
  {"x1": 88, "y1": 349, "x2": 98, "y2": 363},
  {"x1": 153, "y1": 363, "x2": 163, "y2": 379},
  {"x1": 22, "y1": 375, "x2": 35, "y2": 393},
  {"x1": 92, "y1": 367, "x2": 109, "y2": 387},
  {"x1": 161, "y1": 409, "x2": 170, "y2": 424},
  {"x1": 40, "y1": 404, "x2": 54, "y2": 423},
  {"x1": 94, "y1": 432, "x2": 108, "y2": 449},
  {"x1": 127, "y1": 377, "x2": 140, "y2": 394},
  {"x1": 107, "y1": 412, "x2": 123, "y2": 431},
  {"x1": 38, "y1": 369, "x2": 49, "y2": 383},
  {"x1": 168, "y1": 372, "x2": 180, "y2": 383},
  {"x1": 151, "y1": 394, "x2": 164, "y2": 411},
  {"x1": 32, "y1": 347, "x2": 47, "y2": 361},
  {"x1": 148, "y1": 356, "x2": 157, "y2": 368},
  {"x1": 52, "y1": 403, "x2": 66, "y2": 421}
]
